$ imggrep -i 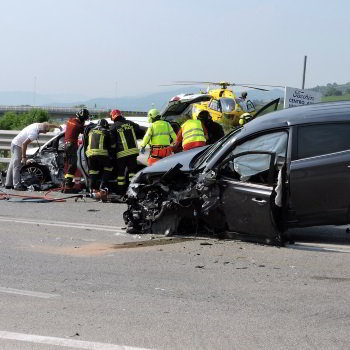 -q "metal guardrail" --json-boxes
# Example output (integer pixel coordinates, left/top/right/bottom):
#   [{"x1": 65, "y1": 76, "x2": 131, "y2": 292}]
[{"x1": 0, "y1": 130, "x2": 56, "y2": 164}]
